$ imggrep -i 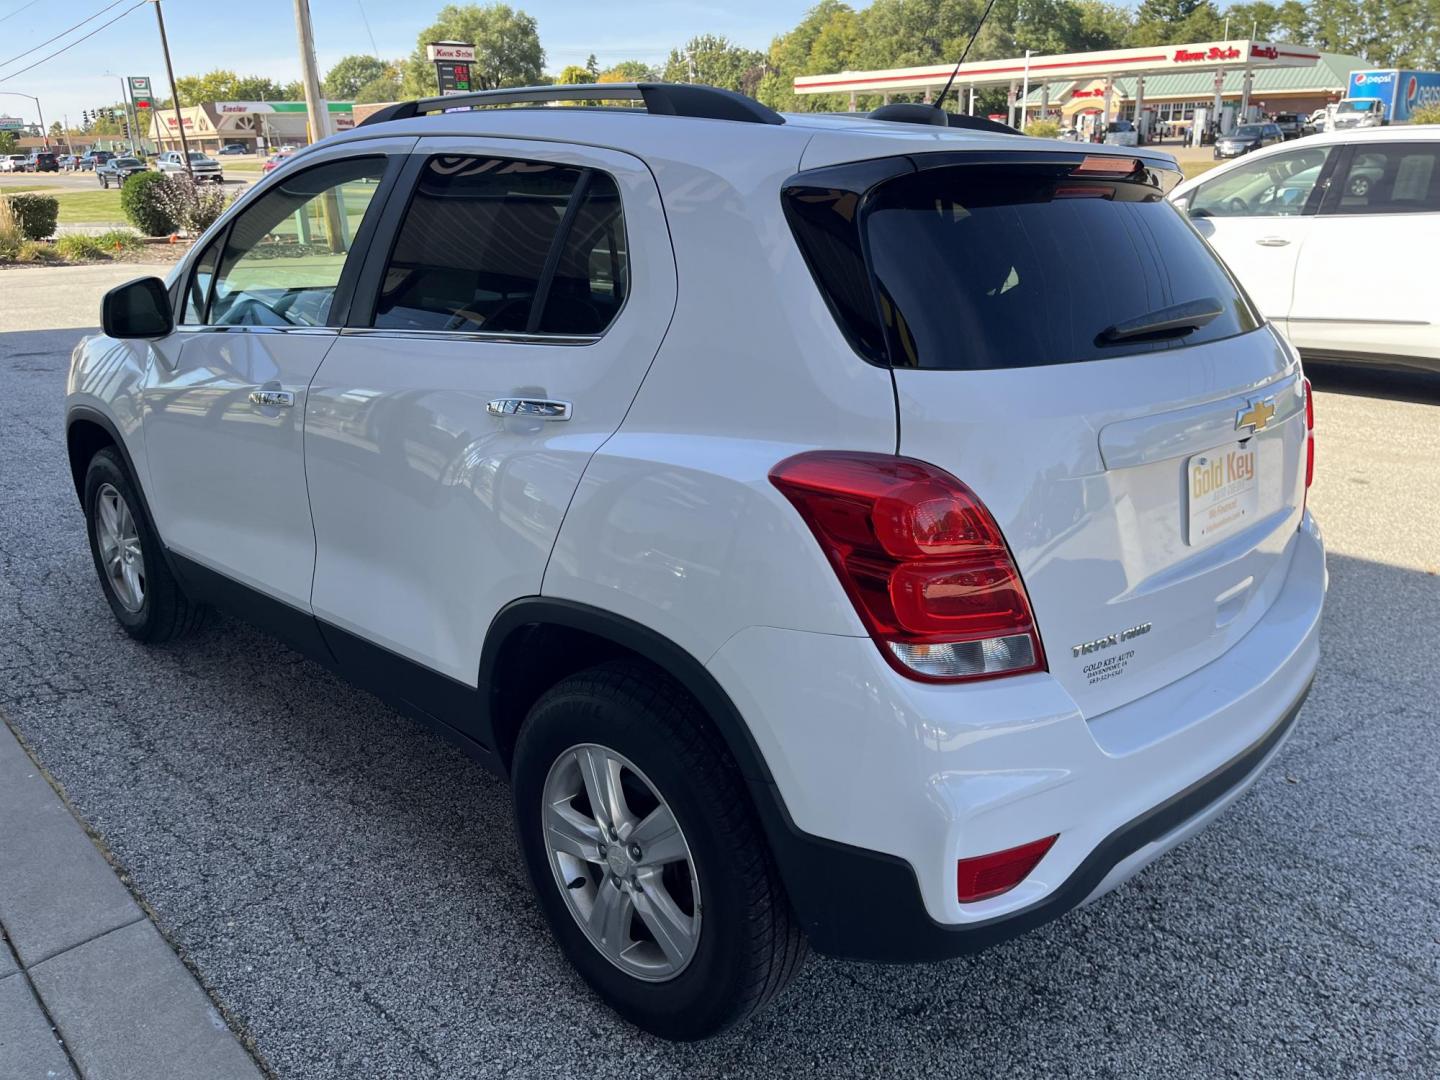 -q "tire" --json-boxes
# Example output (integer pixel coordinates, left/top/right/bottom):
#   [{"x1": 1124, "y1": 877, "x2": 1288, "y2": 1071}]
[
  {"x1": 512, "y1": 661, "x2": 807, "y2": 1040},
  {"x1": 82, "y1": 448, "x2": 207, "y2": 643}
]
